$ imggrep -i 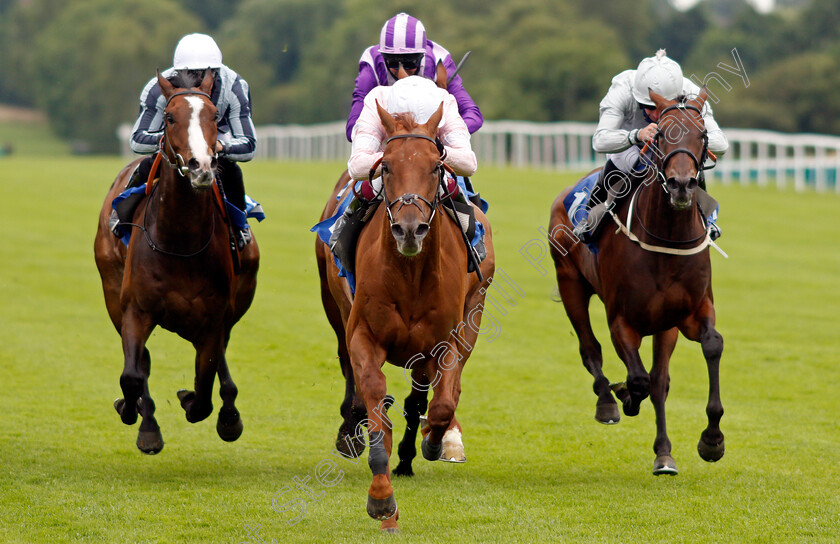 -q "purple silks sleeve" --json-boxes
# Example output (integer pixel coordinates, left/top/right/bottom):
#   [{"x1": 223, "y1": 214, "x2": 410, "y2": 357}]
[{"x1": 346, "y1": 64, "x2": 379, "y2": 141}]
